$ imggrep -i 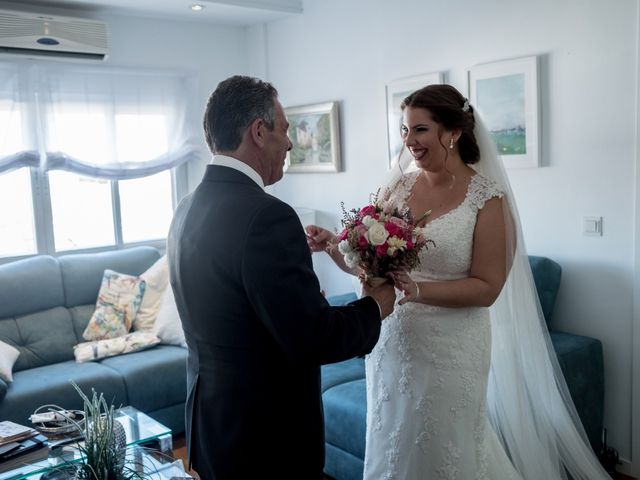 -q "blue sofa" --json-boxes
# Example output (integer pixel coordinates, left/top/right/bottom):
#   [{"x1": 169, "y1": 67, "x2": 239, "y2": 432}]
[
  {"x1": 0, "y1": 246, "x2": 187, "y2": 434},
  {"x1": 322, "y1": 256, "x2": 605, "y2": 480}
]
